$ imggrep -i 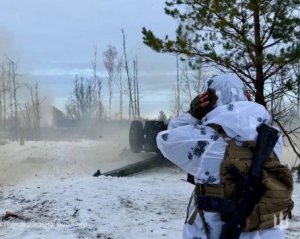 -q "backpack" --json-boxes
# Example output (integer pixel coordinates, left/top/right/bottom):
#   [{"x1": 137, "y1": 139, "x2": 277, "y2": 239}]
[{"x1": 191, "y1": 139, "x2": 294, "y2": 232}]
